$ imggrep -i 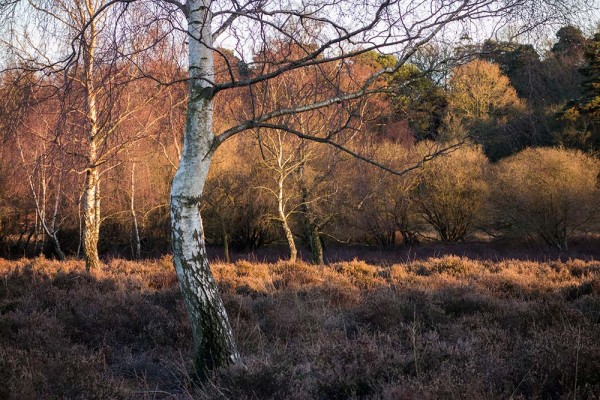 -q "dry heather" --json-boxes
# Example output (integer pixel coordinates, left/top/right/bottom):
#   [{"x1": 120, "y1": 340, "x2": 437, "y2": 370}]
[{"x1": 0, "y1": 256, "x2": 599, "y2": 399}]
